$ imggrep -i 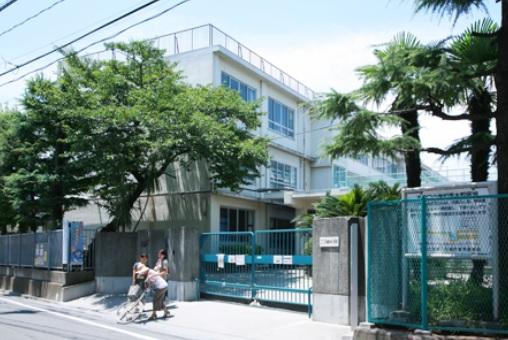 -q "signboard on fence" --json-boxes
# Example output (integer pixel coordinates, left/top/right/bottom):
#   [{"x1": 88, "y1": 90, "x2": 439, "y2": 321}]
[
  {"x1": 62, "y1": 221, "x2": 84, "y2": 265},
  {"x1": 404, "y1": 182, "x2": 496, "y2": 258},
  {"x1": 34, "y1": 242, "x2": 48, "y2": 267}
]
